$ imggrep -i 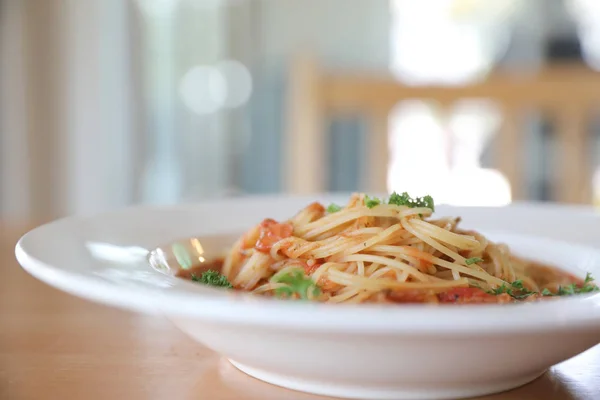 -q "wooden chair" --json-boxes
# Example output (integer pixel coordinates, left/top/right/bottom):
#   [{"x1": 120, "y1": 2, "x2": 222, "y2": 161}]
[{"x1": 284, "y1": 55, "x2": 600, "y2": 203}]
